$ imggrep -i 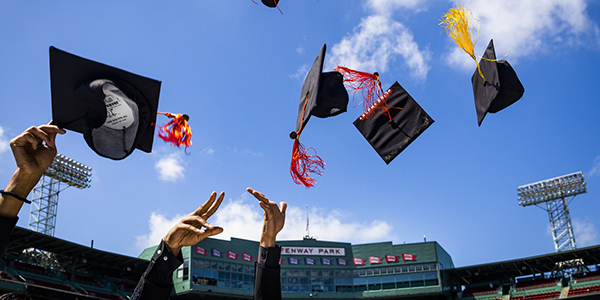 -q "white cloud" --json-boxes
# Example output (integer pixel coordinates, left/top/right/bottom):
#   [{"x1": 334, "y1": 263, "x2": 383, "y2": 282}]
[
  {"x1": 291, "y1": 64, "x2": 309, "y2": 80},
  {"x1": 589, "y1": 156, "x2": 600, "y2": 176},
  {"x1": 155, "y1": 152, "x2": 185, "y2": 182},
  {"x1": 327, "y1": 14, "x2": 431, "y2": 81},
  {"x1": 446, "y1": 0, "x2": 600, "y2": 71},
  {"x1": 134, "y1": 192, "x2": 396, "y2": 251},
  {"x1": 201, "y1": 147, "x2": 215, "y2": 155},
  {"x1": 573, "y1": 218, "x2": 598, "y2": 247},
  {"x1": 135, "y1": 212, "x2": 186, "y2": 250},
  {"x1": 0, "y1": 127, "x2": 9, "y2": 154},
  {"x1": 212, "y1": 197, "x2": 396, "y2": 243}
]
